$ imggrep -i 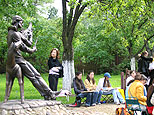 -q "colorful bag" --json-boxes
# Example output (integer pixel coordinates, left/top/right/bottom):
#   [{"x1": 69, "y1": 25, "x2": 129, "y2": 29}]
[
  {"x1": 147, "y1": 106, "x2": 154, "y2": 115},
  {"x1": 118, "y1": 89, "x2": 125, "y2": 100},
  {"x1": 116, "y1": 107, "x2": 132, "y2": 115}
]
